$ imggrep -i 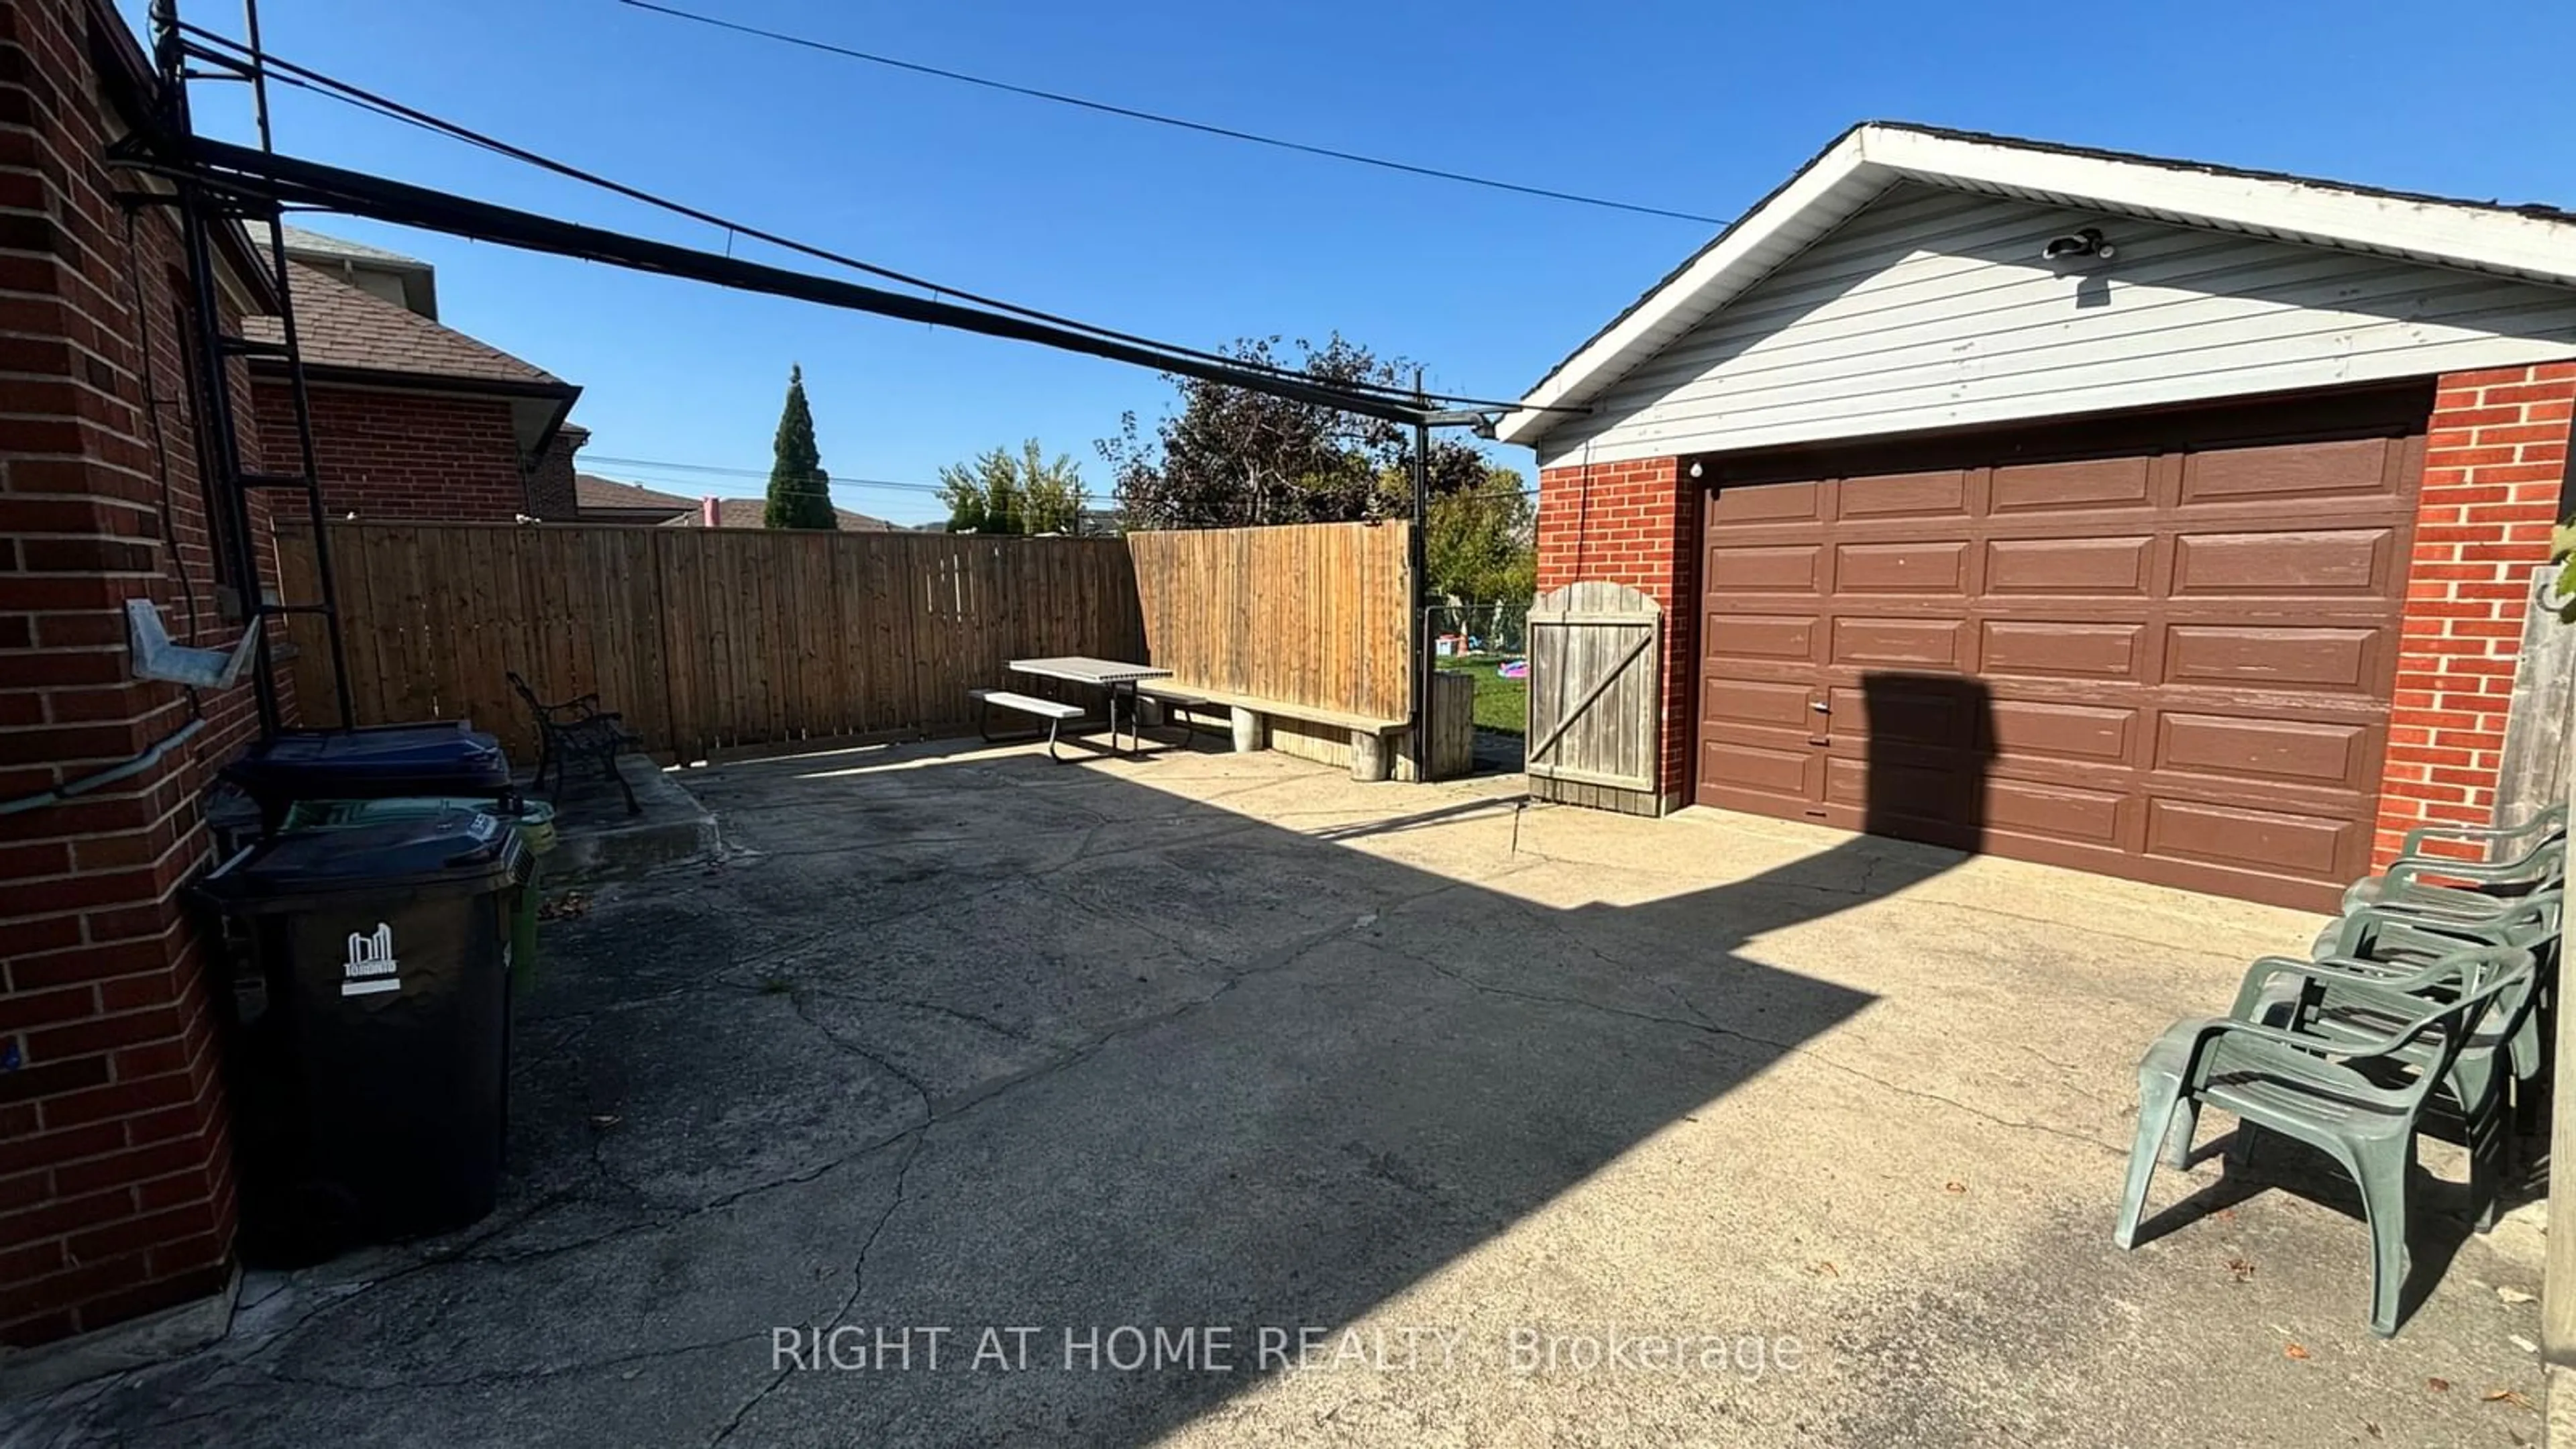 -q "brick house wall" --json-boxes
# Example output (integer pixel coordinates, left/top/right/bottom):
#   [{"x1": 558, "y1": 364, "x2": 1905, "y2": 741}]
[
  {"x1": 1534, "y1": 455, "x2": 1697, "y2": 806},
  {"x1": 1536, "y1": 370, "x2": 2576, "y2": 833},
  {"x1": 2370, "y1": 362, "x2": 2576, "y2": 864},
  {"x1": 2, "y1": 0, "x2": 290, "y2": 1348},
  {"x1": 250, "y1": 378, "x2": 529, "y2": 522}
]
